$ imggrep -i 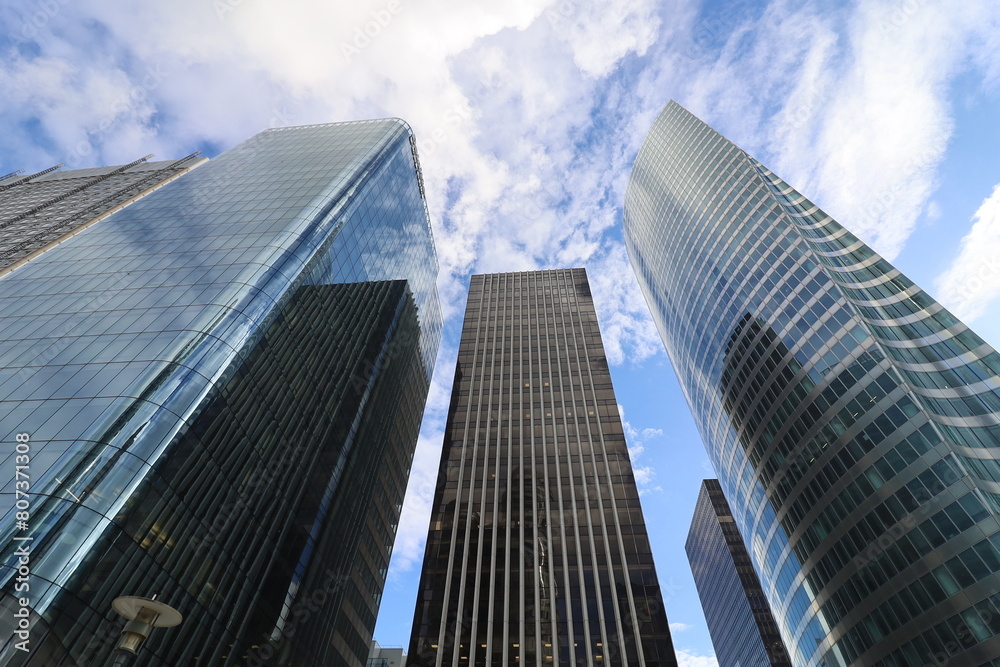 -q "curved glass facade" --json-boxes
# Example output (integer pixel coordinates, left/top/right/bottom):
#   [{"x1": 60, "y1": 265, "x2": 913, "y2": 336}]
[
  {"x1": 0, "y1": 119, "x2": 442, "y2": 666},
  {"x1": 0, "y1": 155, "x2": 207, "y2": 275},
  {"x1": 624, "y1": 101, "x2": 1000, "y2": 666}
]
